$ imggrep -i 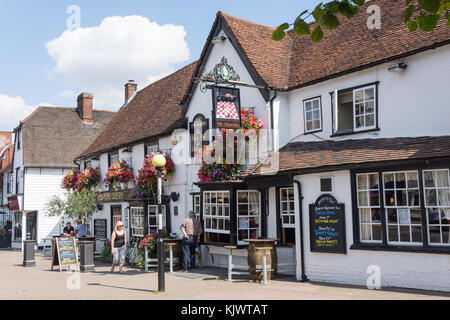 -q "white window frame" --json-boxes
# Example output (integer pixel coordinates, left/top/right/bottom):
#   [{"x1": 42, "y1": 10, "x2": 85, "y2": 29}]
[
  {"x1": 280, "y1": 187, "x2": 295, "y2": 228},
  {"x1": 237, "y1": 190, "x2": 261, "y2": 245},
  {"x1": 356, "y1": 173, "x2": 382, "y2": 243},
  {"x1": 353, "y1": 85, "x2": 376, "y2": 132},
  {"x1": 148, "y1": 205, "x2": 166, "y2": 233},
  {"x1": 303, "y1": 97, "x2": 322, "y2": 133},
  {"x1": 383, "y1": 170, "x2": 422, "y2": 246},
  {"x1": 130, "y1": 207, "x2": 144, "y2": 237},
  {"x1": 203, "y1": 191, "x2": 230, "y2": 235},
  {"x1": 423, "y1": 169, "x2": 450, "y2": 246},
  {"x1": 193, "y1": 195, "x2": 201, "y2": 221},
  {"x1": 145, "y1": 142, "x2": 159, "y2": 157}
]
